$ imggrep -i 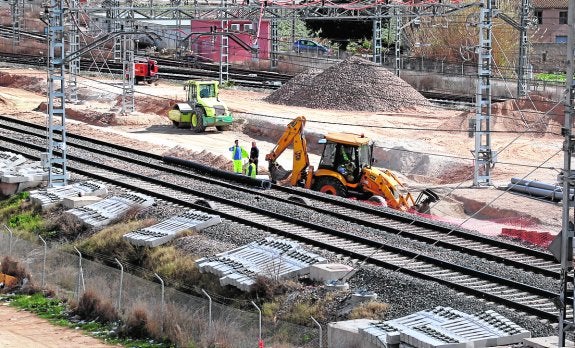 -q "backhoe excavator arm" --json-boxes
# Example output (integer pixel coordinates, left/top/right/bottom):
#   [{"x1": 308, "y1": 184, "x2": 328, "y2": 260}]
[{"x1": 265, "y1": 116, "x2": 311, "y2": 187}]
